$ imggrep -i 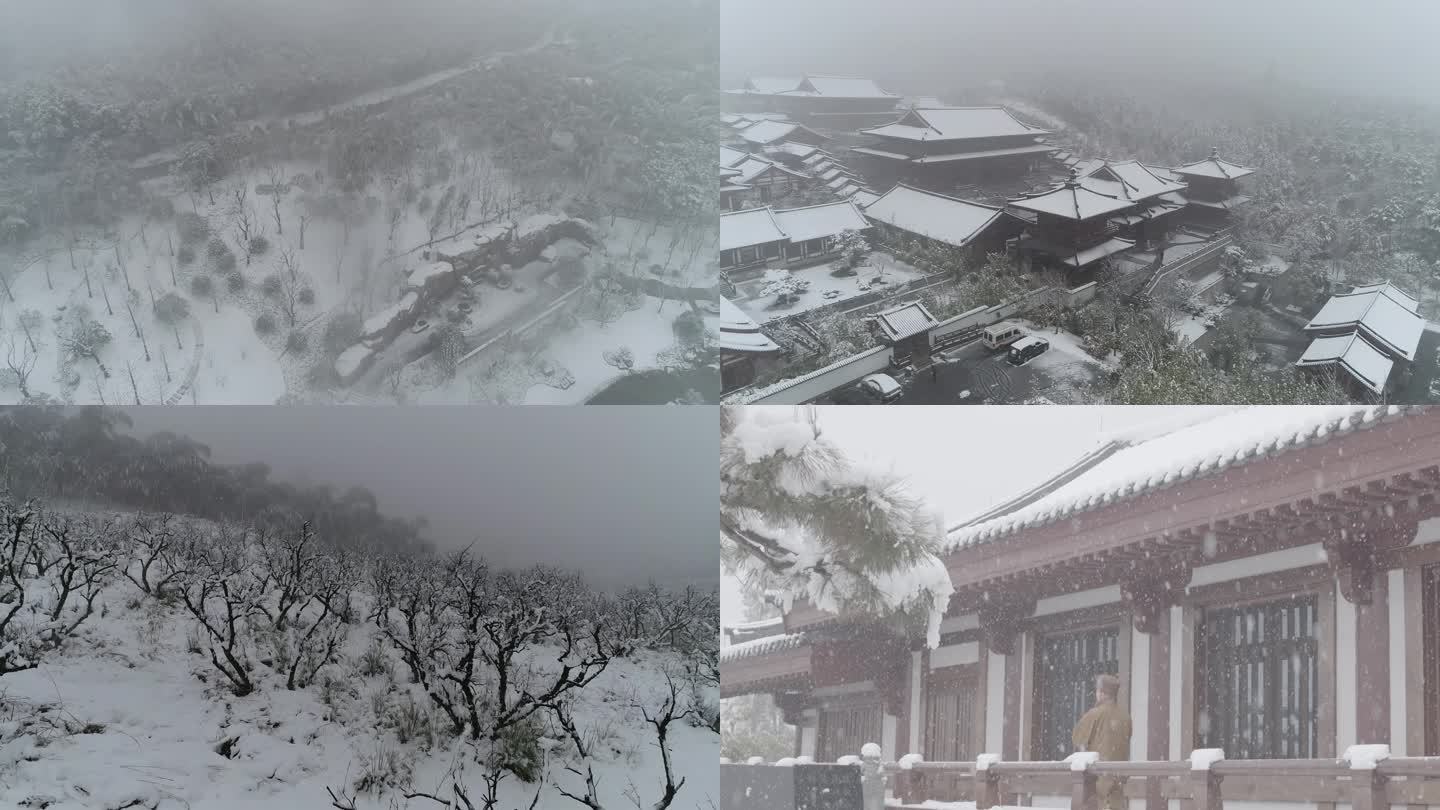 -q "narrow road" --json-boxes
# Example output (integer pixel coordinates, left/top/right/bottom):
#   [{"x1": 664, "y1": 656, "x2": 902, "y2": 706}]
[{"x1": 131, "y1": 23, "x2": 563, "y2": 173}]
